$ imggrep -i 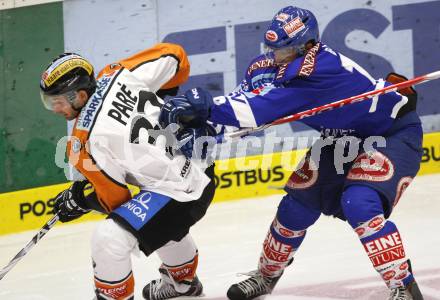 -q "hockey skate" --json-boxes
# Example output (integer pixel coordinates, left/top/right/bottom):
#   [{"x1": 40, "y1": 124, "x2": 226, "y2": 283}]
[
  {"x1": 388, "y1": 280, "x2": 424, "y2": 300},
  {"x1": 142, "y1": 267, "x2": 203, "y2": 300},
  {"x1": 227, "y1": 270, "x2": 282, "y2": 300}
]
